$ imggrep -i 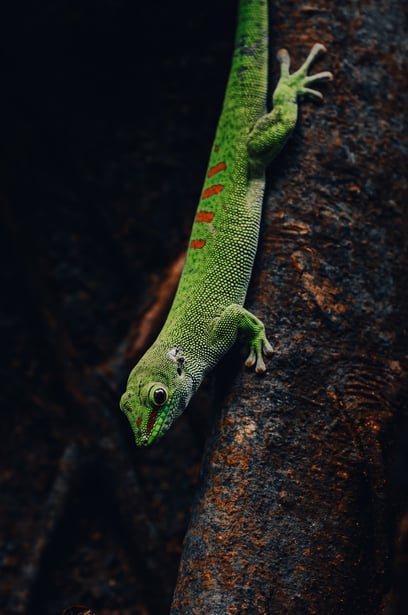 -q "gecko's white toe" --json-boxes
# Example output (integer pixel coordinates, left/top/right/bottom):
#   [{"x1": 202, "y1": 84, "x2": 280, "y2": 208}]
[
  {"x1": 245, "y1": 349, "x2": 257, "y2": 368},
  {"x1": 255, "y1": 356, "x2": 267, "y2": 374}
]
